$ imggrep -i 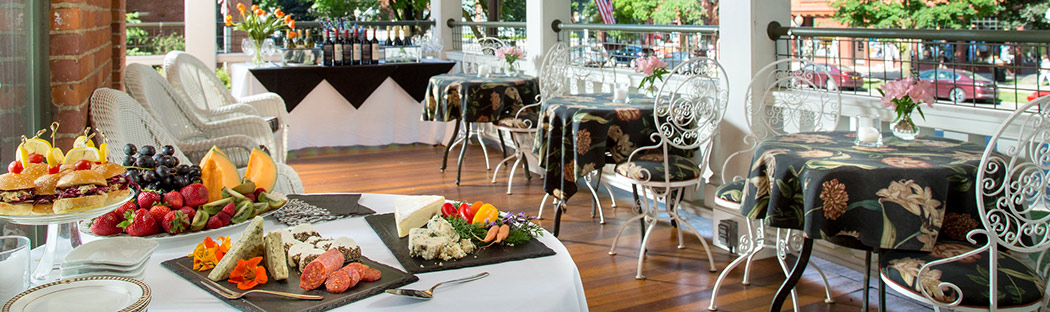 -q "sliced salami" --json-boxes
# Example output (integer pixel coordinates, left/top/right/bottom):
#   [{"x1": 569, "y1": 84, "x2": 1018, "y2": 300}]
[
  {"x1": 344, "y1": 262, "x2": 369, "y2": 277},
  {"x1": 325, "y1": 265, "x2": 362, "y2": 293},
  {"x1": 361, "y1": 268, "x2": 382, "y2": 282},
  {"x1": 298, "y1": 249, "x2": 345, "y2": 290}
]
